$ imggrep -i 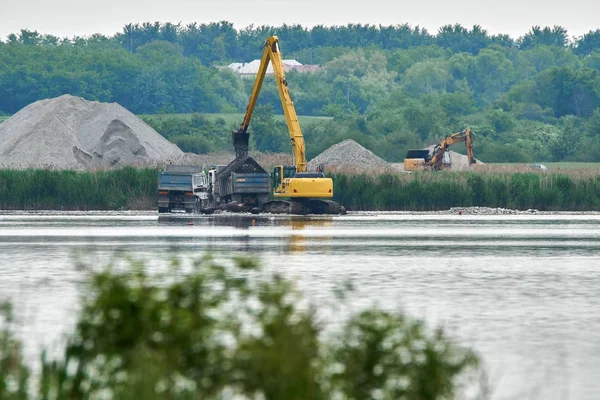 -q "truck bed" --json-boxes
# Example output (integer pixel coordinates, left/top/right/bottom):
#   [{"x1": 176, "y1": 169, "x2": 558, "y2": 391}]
[
  {"x1": 224, "y1": 173, "x2": 270, "y2": 195},
  {"x1": 158, "y1": 172, "x2": 193, "y2": 191}
]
